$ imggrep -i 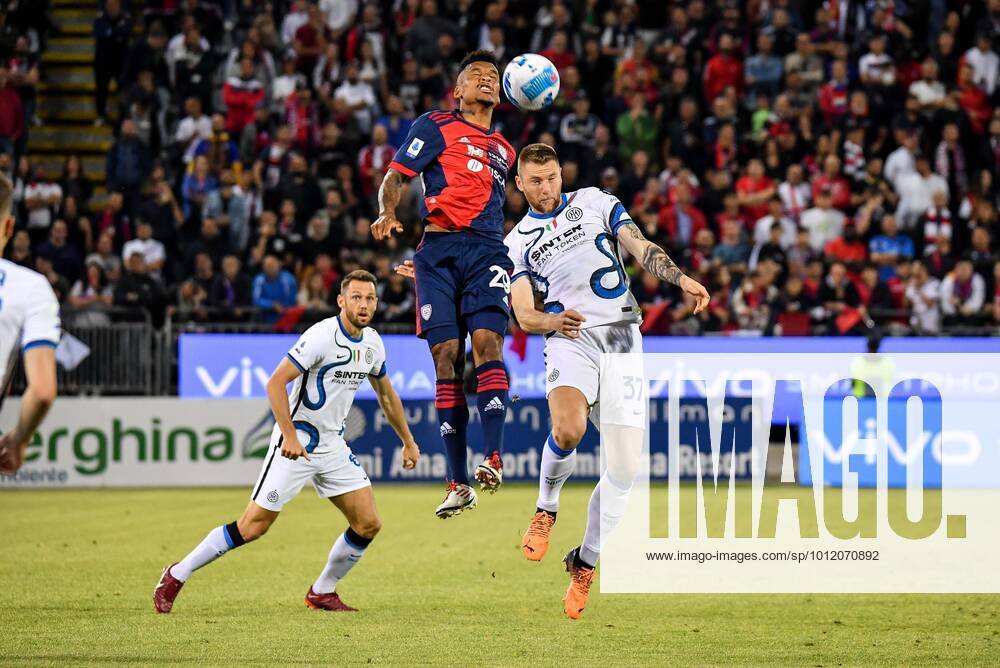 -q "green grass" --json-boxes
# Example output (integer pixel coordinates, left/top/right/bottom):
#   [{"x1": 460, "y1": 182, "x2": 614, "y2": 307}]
[{"x1": 0, "y1": 484, "x2": 997, "y2": 666}]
